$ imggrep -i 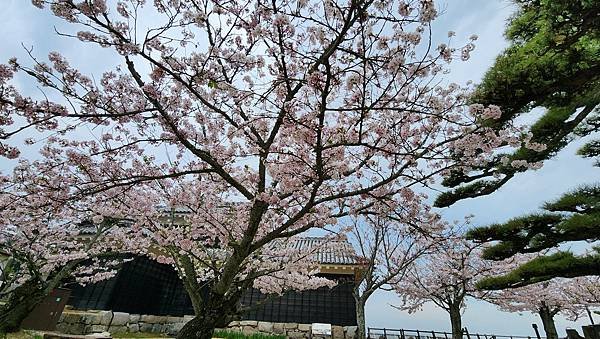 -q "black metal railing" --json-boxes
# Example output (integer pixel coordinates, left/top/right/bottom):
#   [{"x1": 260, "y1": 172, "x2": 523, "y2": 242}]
[{"x1": 367, "y1": 328, "x2": 544, "y2": 339}]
